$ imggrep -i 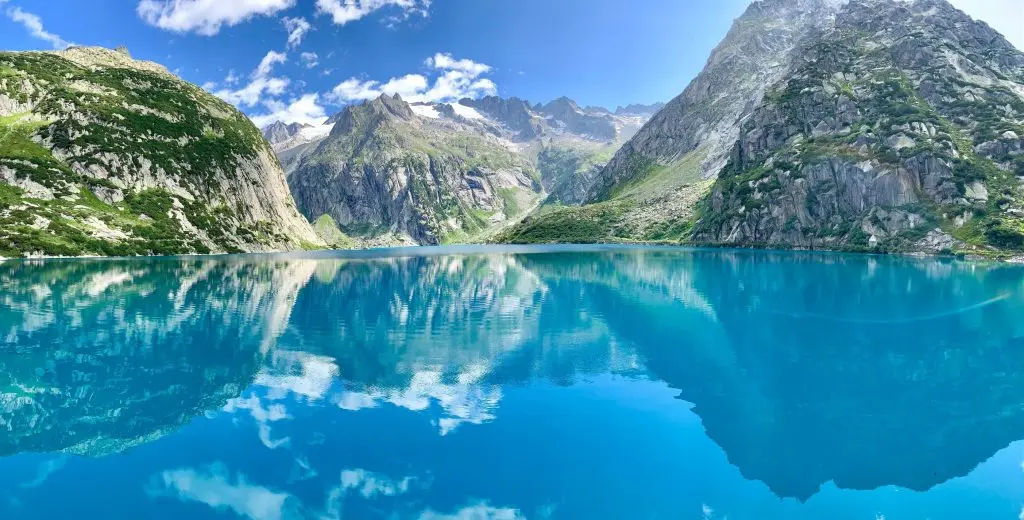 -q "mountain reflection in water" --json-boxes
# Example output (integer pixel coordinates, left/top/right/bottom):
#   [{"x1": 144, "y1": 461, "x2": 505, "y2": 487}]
[{"x1": 0, "y1": 247, "x2": 1022, "y2": 519}]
